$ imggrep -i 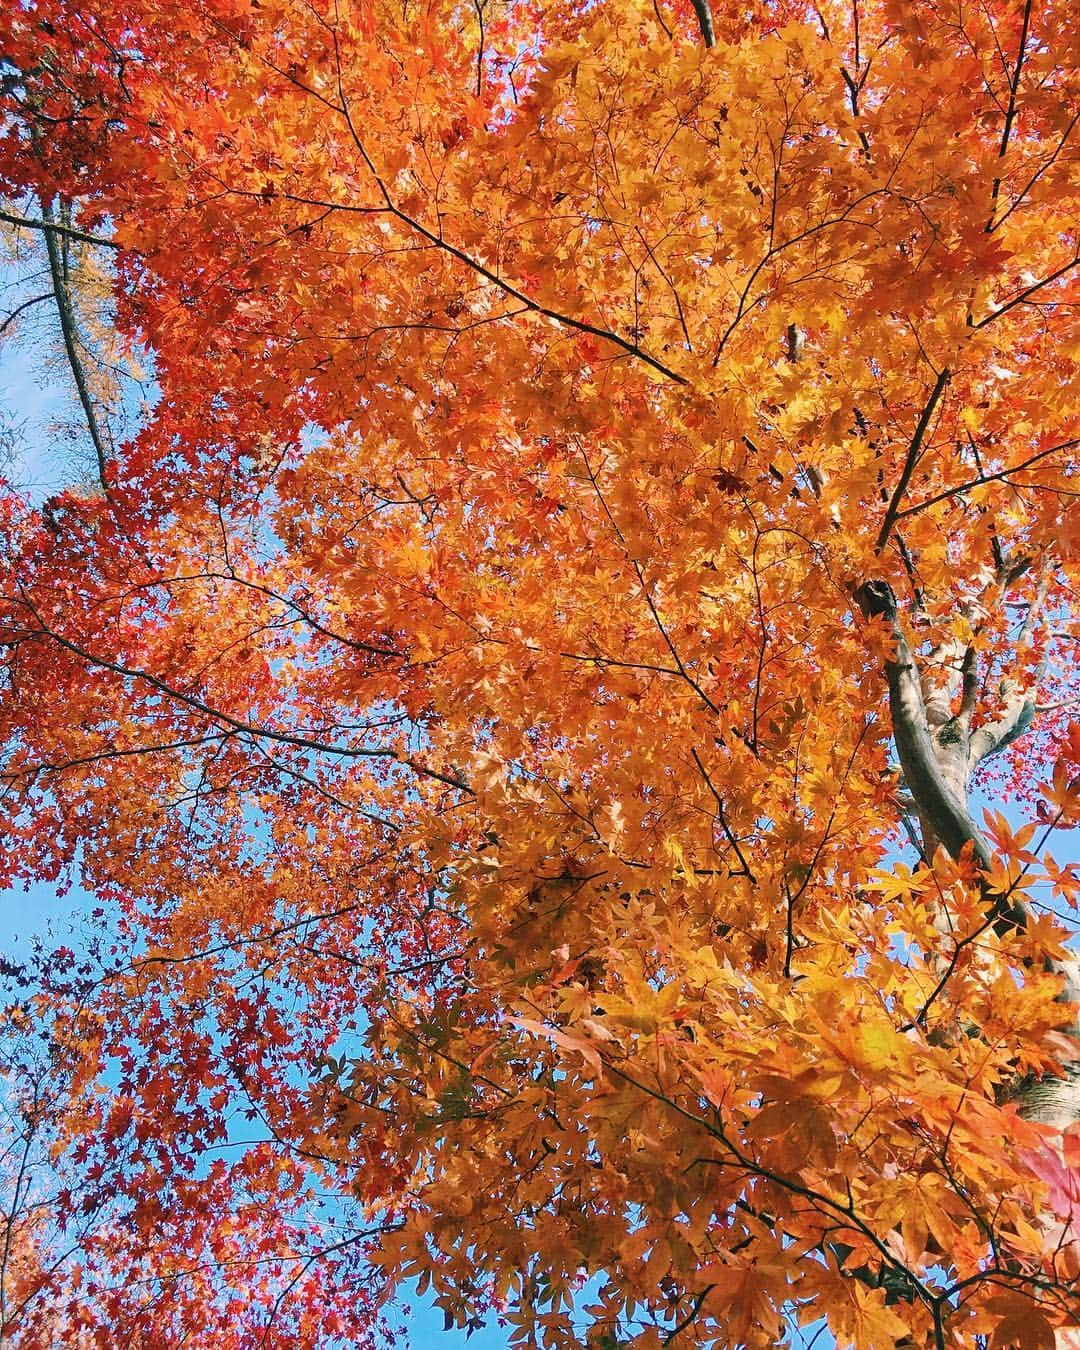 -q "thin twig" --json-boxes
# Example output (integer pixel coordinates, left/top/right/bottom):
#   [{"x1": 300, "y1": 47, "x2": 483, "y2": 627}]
[
  {"x1": 691, "y1": 746, "x2": 756, "y2": 883},
  {"x1": 0, "y1": 292, "x2": 52, "y2": 338},
  {"x1": 9, "y1": 588, "x2": 471, "y2": 794},
  {"x1": 986, "y1": 0, "x2": 1033, "y2": 229},
  {"x1": 973, "y1": 250, "x2": 1080, "y2": 329}
]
